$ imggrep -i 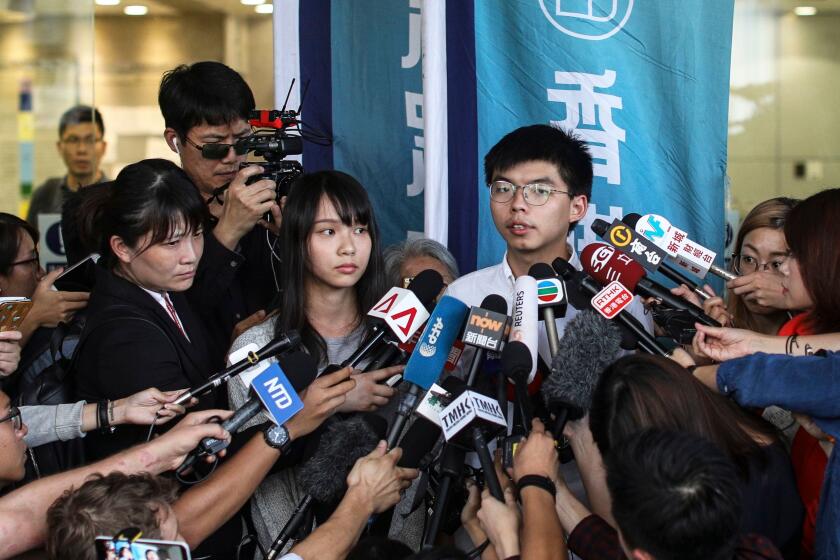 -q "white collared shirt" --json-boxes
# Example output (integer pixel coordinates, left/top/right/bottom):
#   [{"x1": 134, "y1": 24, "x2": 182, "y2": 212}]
[
  {"x1": 446, "y1": 246, "x2": 654, "y2": 369},
  {"x1": 139, "y1": 287, "x2": 191, "y2": 342}
]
